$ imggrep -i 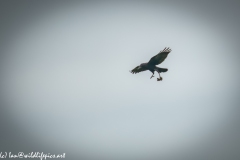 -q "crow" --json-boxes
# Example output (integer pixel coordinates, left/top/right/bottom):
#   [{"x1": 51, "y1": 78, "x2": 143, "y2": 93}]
[{"x1": 130, "y1": 47, "x2": 171, "y2": 81}]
